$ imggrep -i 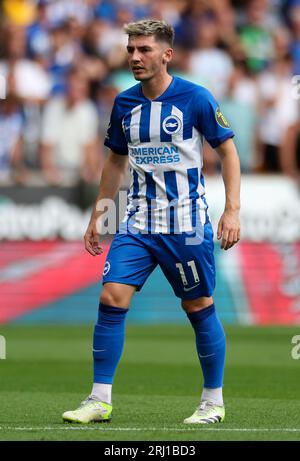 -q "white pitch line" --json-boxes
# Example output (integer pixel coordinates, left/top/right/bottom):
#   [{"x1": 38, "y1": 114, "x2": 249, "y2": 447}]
[{"x1": 1, "y1": 427, "x2": 300, "y2": 432}]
